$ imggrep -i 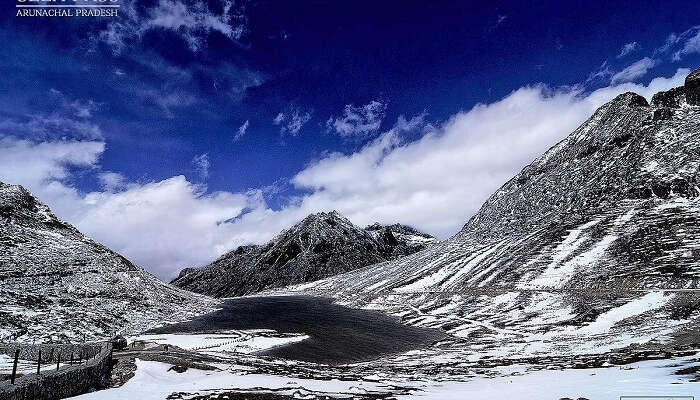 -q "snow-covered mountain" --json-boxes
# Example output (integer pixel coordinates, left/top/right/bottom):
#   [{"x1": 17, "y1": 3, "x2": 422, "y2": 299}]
[
  {"x1": 0, "y1": 182, "x2": 216, "y2": 343},
  {"x1": 280, "y1": 68, "x2": 700, "y2": 362},
  {"x1": 171, "y1": 211, "x2": 436, "y2": 297}
]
